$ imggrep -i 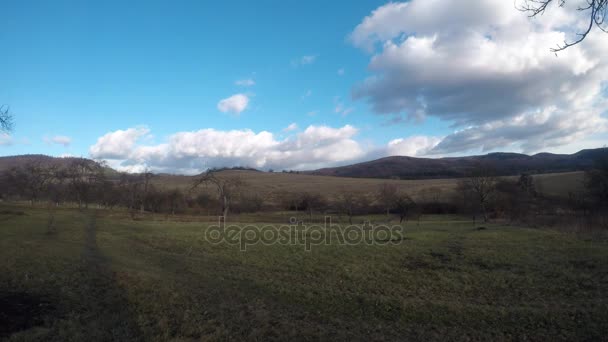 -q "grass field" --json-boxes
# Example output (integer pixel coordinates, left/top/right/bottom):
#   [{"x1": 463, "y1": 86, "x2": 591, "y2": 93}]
[
  {"x1": 1, "y1": 203, "x2": 607, "y2": 341},
  {"x1": 153, "y1": 170, "x2": 586, "y2": 200}
]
